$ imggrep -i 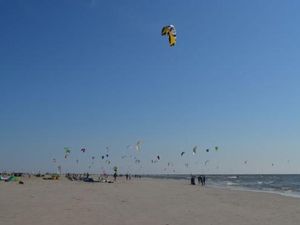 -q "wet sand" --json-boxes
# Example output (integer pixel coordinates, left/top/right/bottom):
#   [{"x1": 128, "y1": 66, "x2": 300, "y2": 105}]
[{"x1": 1, "y1": 177, "x2": 300, "y2": 225}]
